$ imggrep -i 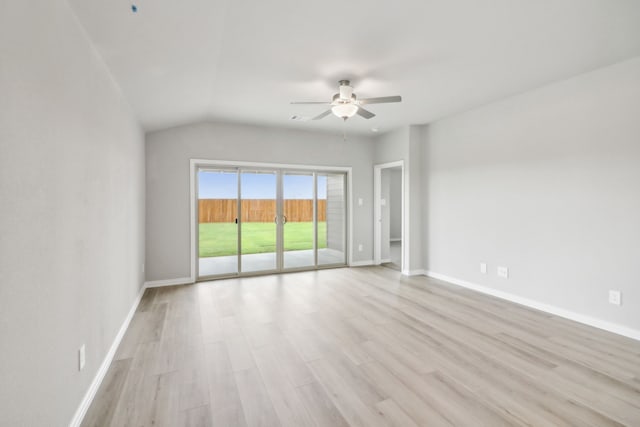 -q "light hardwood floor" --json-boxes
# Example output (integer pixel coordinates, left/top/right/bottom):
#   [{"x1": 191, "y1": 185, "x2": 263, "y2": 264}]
[{"x1": 81, "y1": 267, "x2": 640, "y2": 426}]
